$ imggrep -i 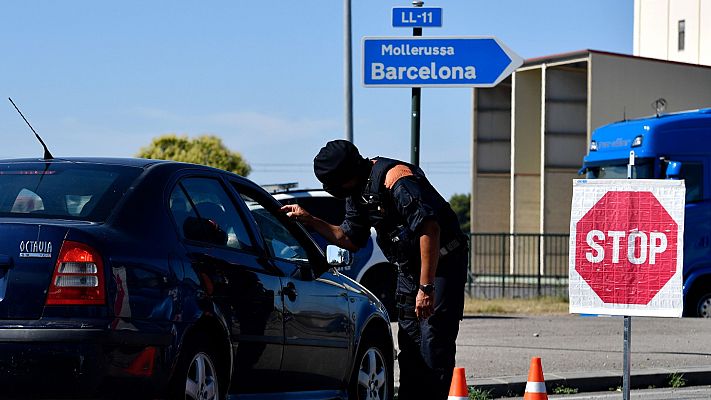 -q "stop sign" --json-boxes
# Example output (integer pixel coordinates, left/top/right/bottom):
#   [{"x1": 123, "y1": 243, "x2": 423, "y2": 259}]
[{"x1": 575, "y1": 191, "x2": 678, "y2": 305}]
